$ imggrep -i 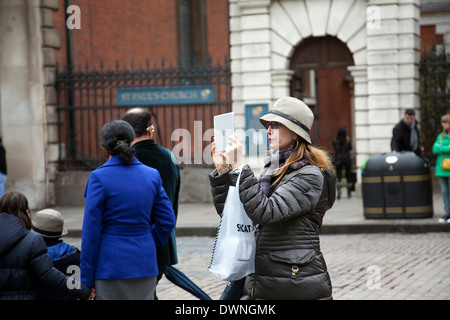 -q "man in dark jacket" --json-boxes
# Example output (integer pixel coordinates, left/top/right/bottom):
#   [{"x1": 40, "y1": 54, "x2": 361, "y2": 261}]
[
  {"x1": 123, "y1": 108, "x2": 180, "y2": 283},
  {"x1": 391, "y1": 109, "x2": 423, "y2": 156}
]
